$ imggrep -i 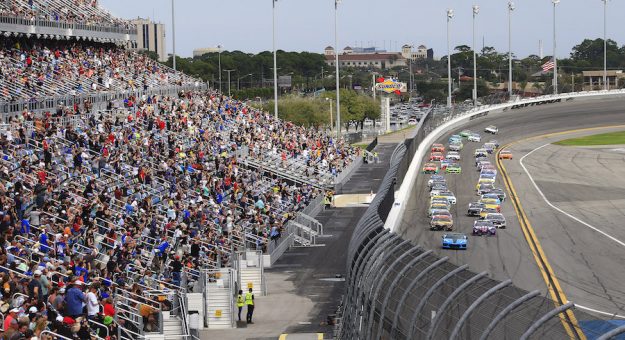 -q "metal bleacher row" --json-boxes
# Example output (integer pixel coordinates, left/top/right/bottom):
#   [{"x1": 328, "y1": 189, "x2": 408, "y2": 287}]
[{"x1": 0, "y1": 88, "x2": 353, "y2": 338}]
